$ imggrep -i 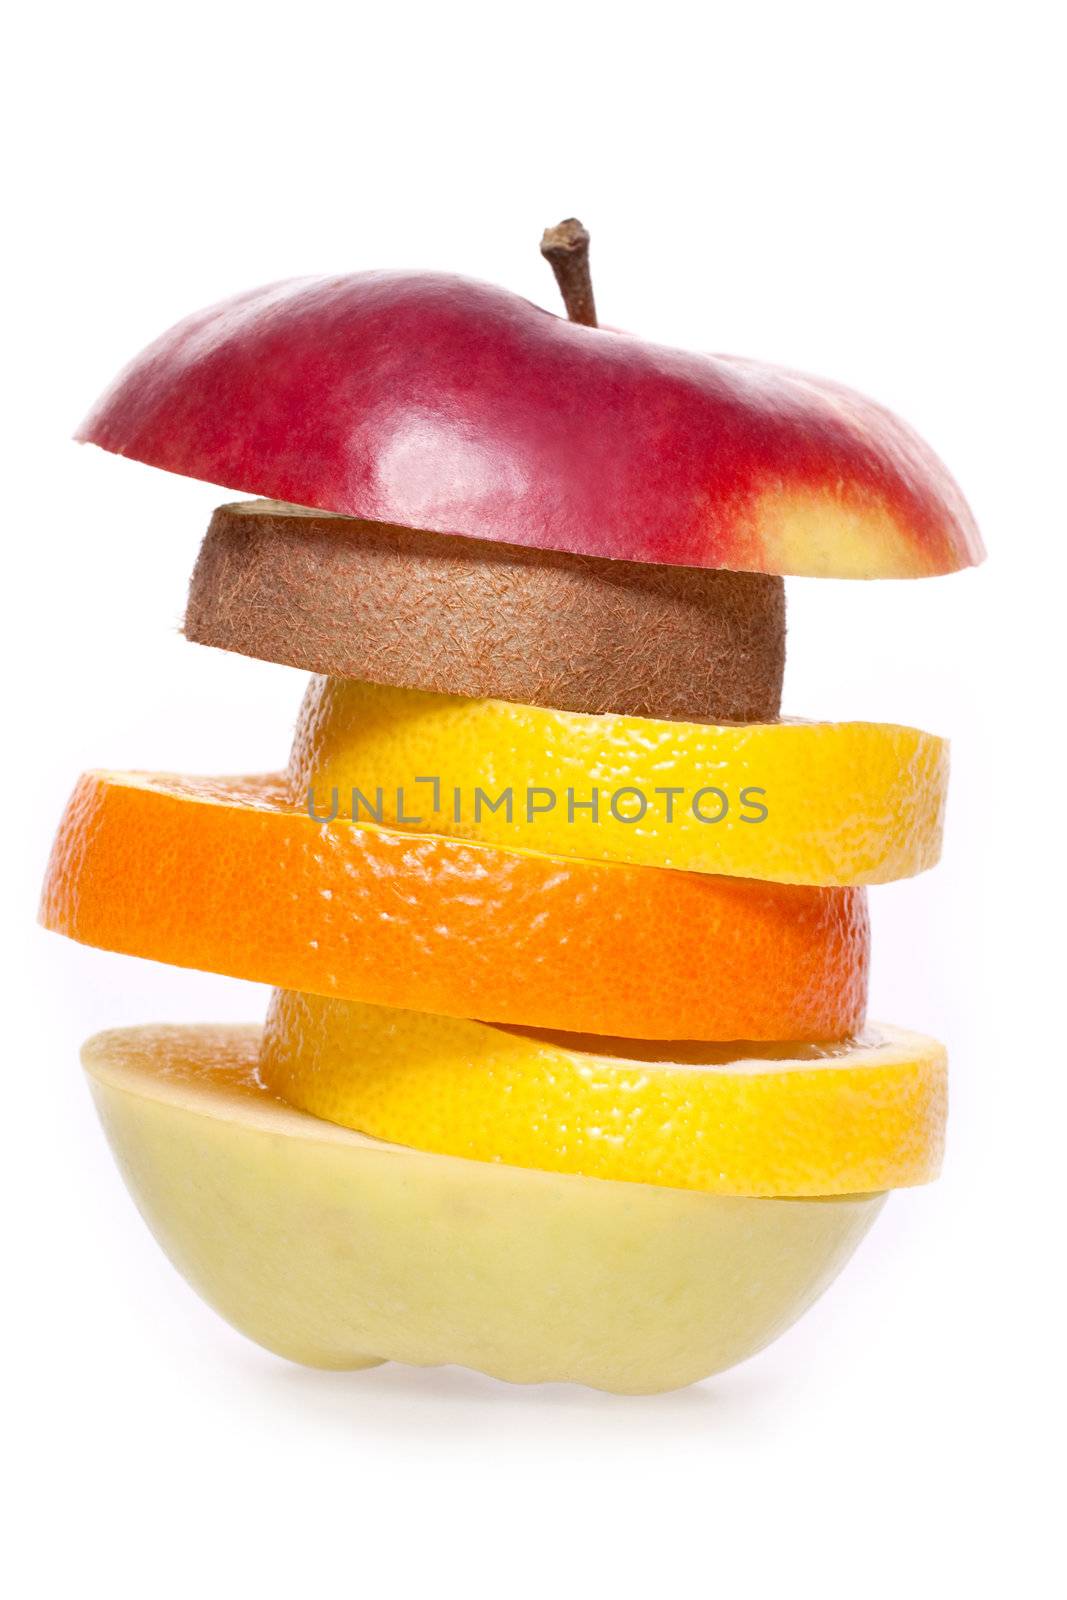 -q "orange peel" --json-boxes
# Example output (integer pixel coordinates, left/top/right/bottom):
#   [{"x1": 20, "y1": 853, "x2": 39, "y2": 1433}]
[{"x1": 41, "y1": 770, "x2": 869, "y2": 1040}]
